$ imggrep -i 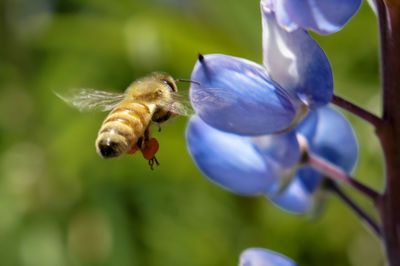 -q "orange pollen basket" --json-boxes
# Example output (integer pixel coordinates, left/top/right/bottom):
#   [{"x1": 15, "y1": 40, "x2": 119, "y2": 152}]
[{"x1": 140, "y1": 138, "x2": 159, "y2": 160}]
